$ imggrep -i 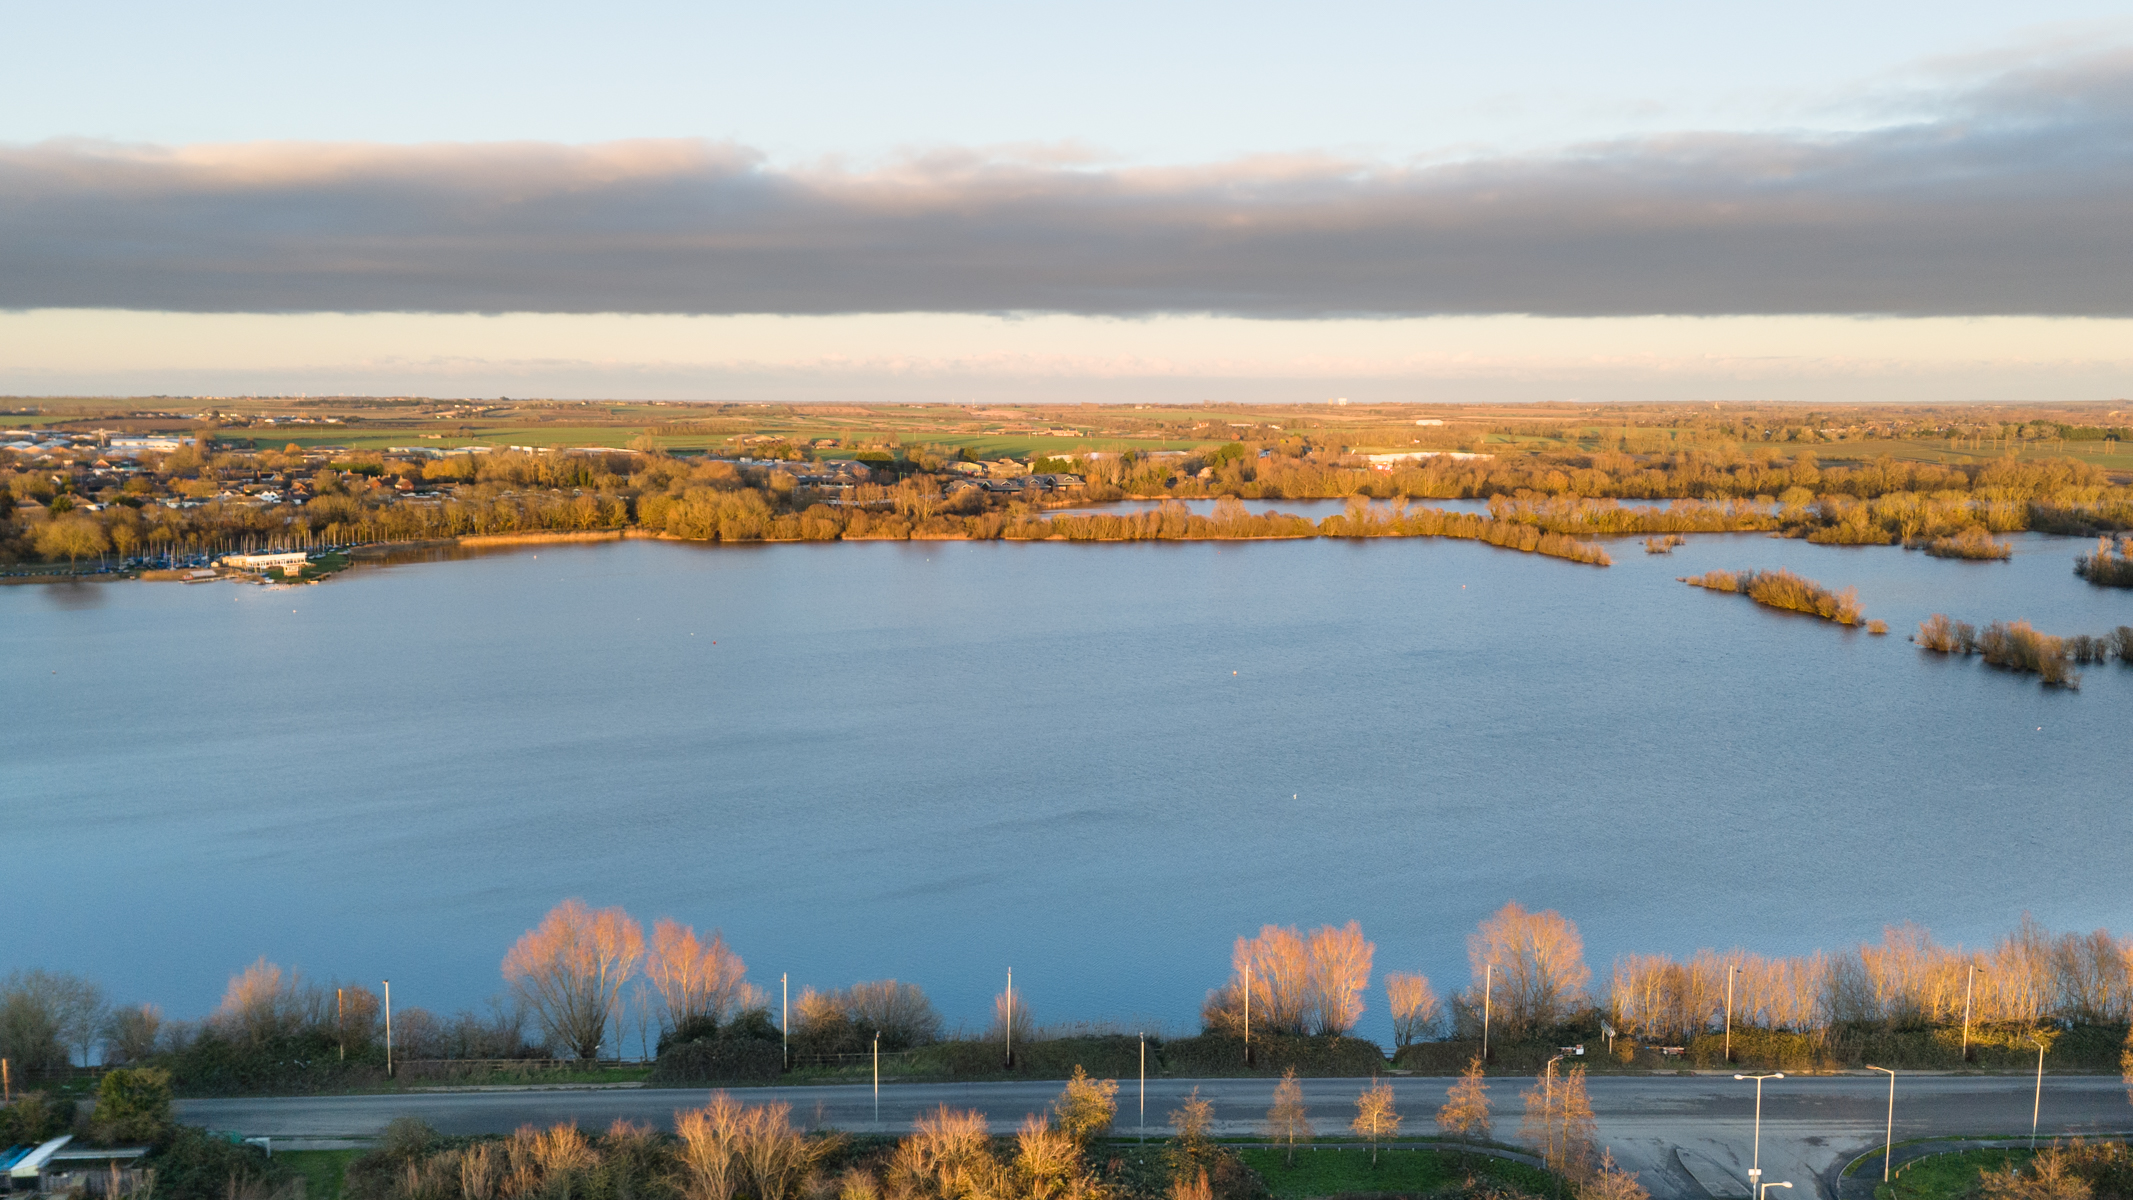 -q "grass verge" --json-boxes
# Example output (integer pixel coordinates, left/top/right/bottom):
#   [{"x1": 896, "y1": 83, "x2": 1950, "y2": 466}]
[
  {"x1": 1871, "y1": 1147, "x2": 2032, "y2": 1200},
  {"x1": 278, "y1": 1149, "x2": 361, "y2": 1200},
  {"x1": 1237, "y1": 1146, "x2": 1554, "y2": 1199}
]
